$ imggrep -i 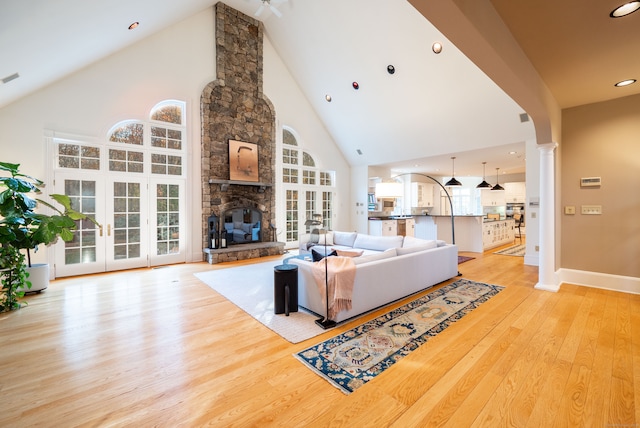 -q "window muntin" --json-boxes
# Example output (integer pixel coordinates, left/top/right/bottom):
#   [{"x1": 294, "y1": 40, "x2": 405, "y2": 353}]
[
  {"x1": 322, "y1": 191, "x2": 333, "y2": 230},
  {"x1": 151, "y1": 126, "x2": 182, "y2": 150},
  {"x1": 109, "y1": 149, "x2": 144, "y2": 173},
  {"x1": 283, "y1": 148, "x2": 298, "y2": 165},
  {"x1": 285, "y1": 189, "x2": 299, "y2": 241},
  {"x1": 302, "y1": 170, "x2": 316, "y2": 185},
  {"x1": 57, "y1": 143, "x2": 101, "y2": 170}
]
